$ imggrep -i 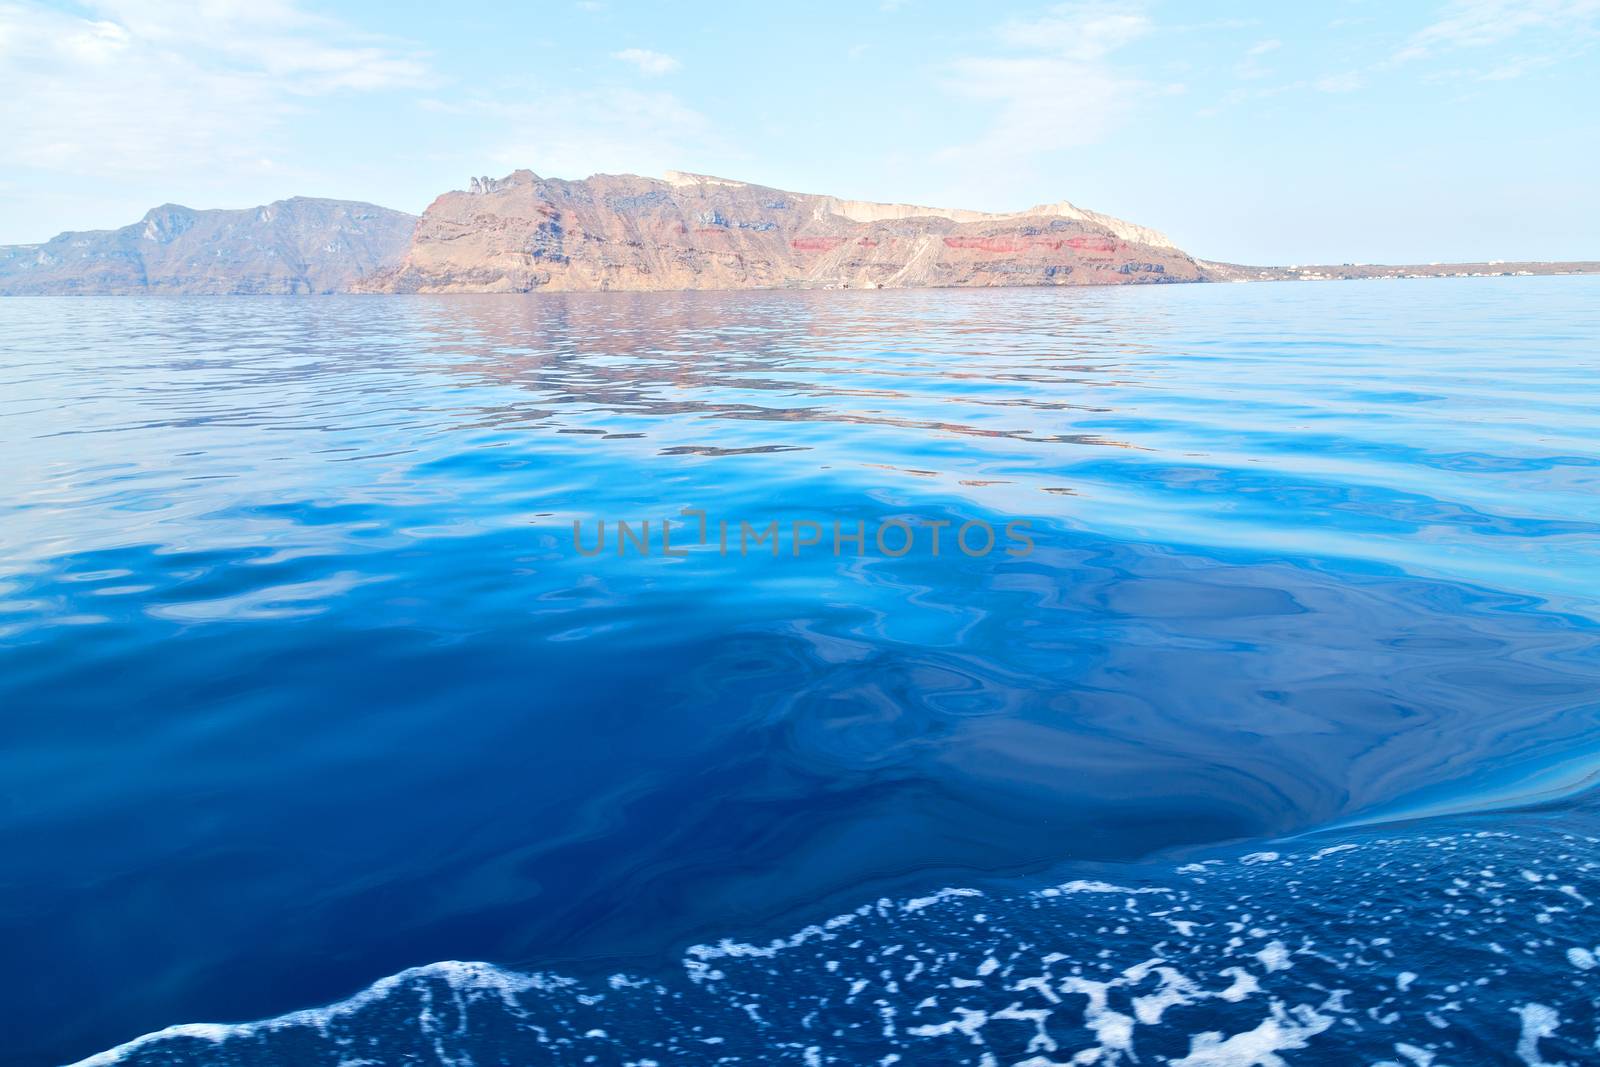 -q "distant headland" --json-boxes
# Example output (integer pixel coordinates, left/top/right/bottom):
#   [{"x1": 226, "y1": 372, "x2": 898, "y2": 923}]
[{"x1": 2, "y1": 170, "x2": 1594, "y2": 295}]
